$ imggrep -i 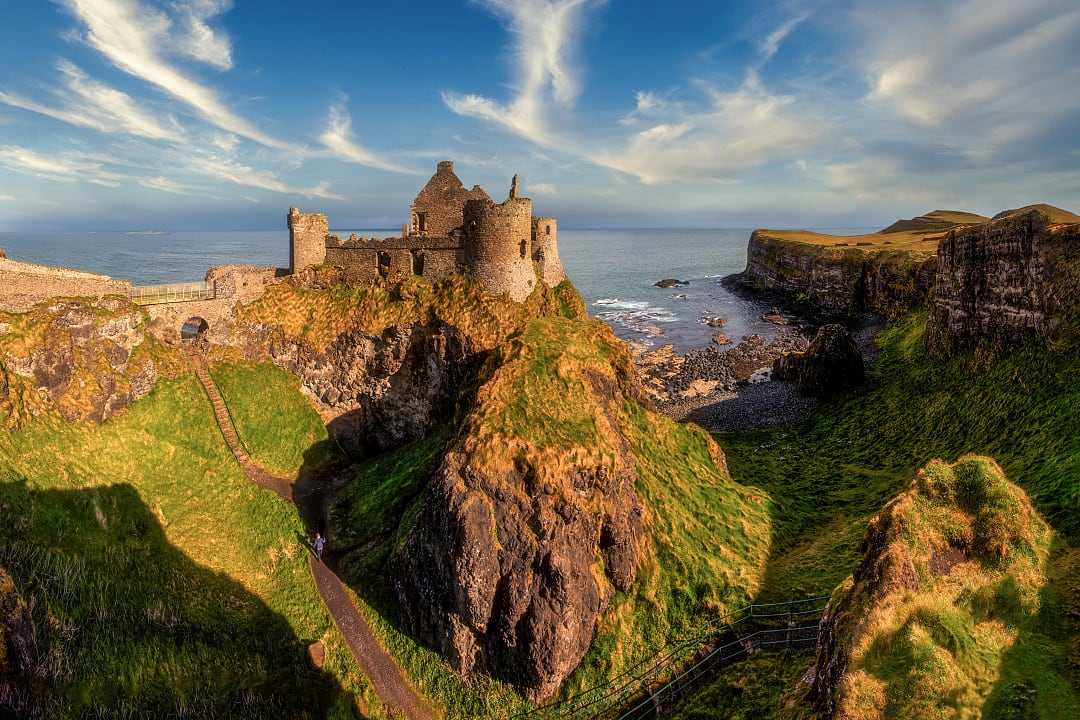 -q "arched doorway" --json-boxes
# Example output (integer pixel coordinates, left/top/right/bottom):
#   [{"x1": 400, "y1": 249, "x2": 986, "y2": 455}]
[{"x1": 180, "y1": 316, "x2": 210, "y2": 342}]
